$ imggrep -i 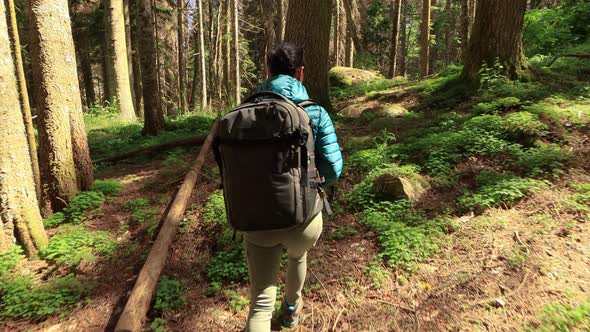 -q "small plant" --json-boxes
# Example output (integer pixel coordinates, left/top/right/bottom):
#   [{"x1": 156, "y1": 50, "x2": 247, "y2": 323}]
[
  {"x1": 207, "y1": 246, "x2": 248, "y2": 283},
  {"x1": 154, "y1": 276, "x2": 186, "y2": 313},
  {"x1": 472, "y1": 97, "x2": 521, "y2": 114},
  {"x1": 524, "y1": 298, "x2": 590, "y2": 332},
  {"x1": 329, "y1": 225, "x2": 358, "y2": 240},
  {"x1": 43, "y1": 191, "x2": 105, "y2": 228},
  {"x1": 124, "y1": 198, "x2": 159, "y2": 234},
  {"x1": 224, "y1": 289, "x2": 249, "y2": 313},
  {"x1": 366, "y1": 261, "x2": 390, "y2": 288},
  {"x1": 41, "y1": 225, "x2": 117, "y2": 267},
  {"x1": 563, "y1": 183, "x2": 590, "y2": 221},
  {"x1": 91, "y1": 179, "x2": 124, "y2": 196},
  {"x1": 514, "y1": 143, "x2": 570, "y2": 178},
  {"x1": 0, "y1": 245, "x2": 25, "y2": 277},
  {"x1": 0, "y1": 274, "x2": 89, "y2": 319},
  {"x1": 150, "y1": 318, "x2": 169, "y2": 332},
  {"x1": 458, "y1": 172, "x2": 547, "y2": 212},
  {"x1": 203, "y1": 190, "x2": 226, "y2": 223},
  {"x1": 508, "y1": 245, "x2": 529, "y2": 269}
]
